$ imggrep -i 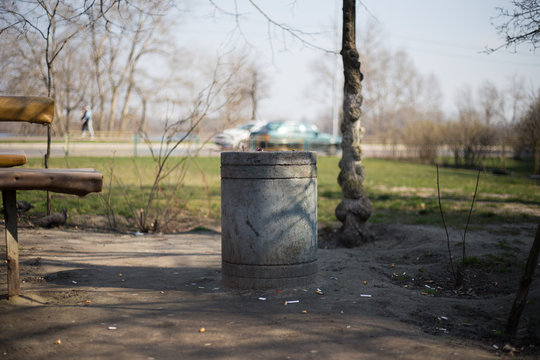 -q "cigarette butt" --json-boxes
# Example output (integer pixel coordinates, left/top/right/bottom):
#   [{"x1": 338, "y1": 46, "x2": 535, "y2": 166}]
[{"x1": 199, "y1": 328, "x2": 205, "y2": 333}]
